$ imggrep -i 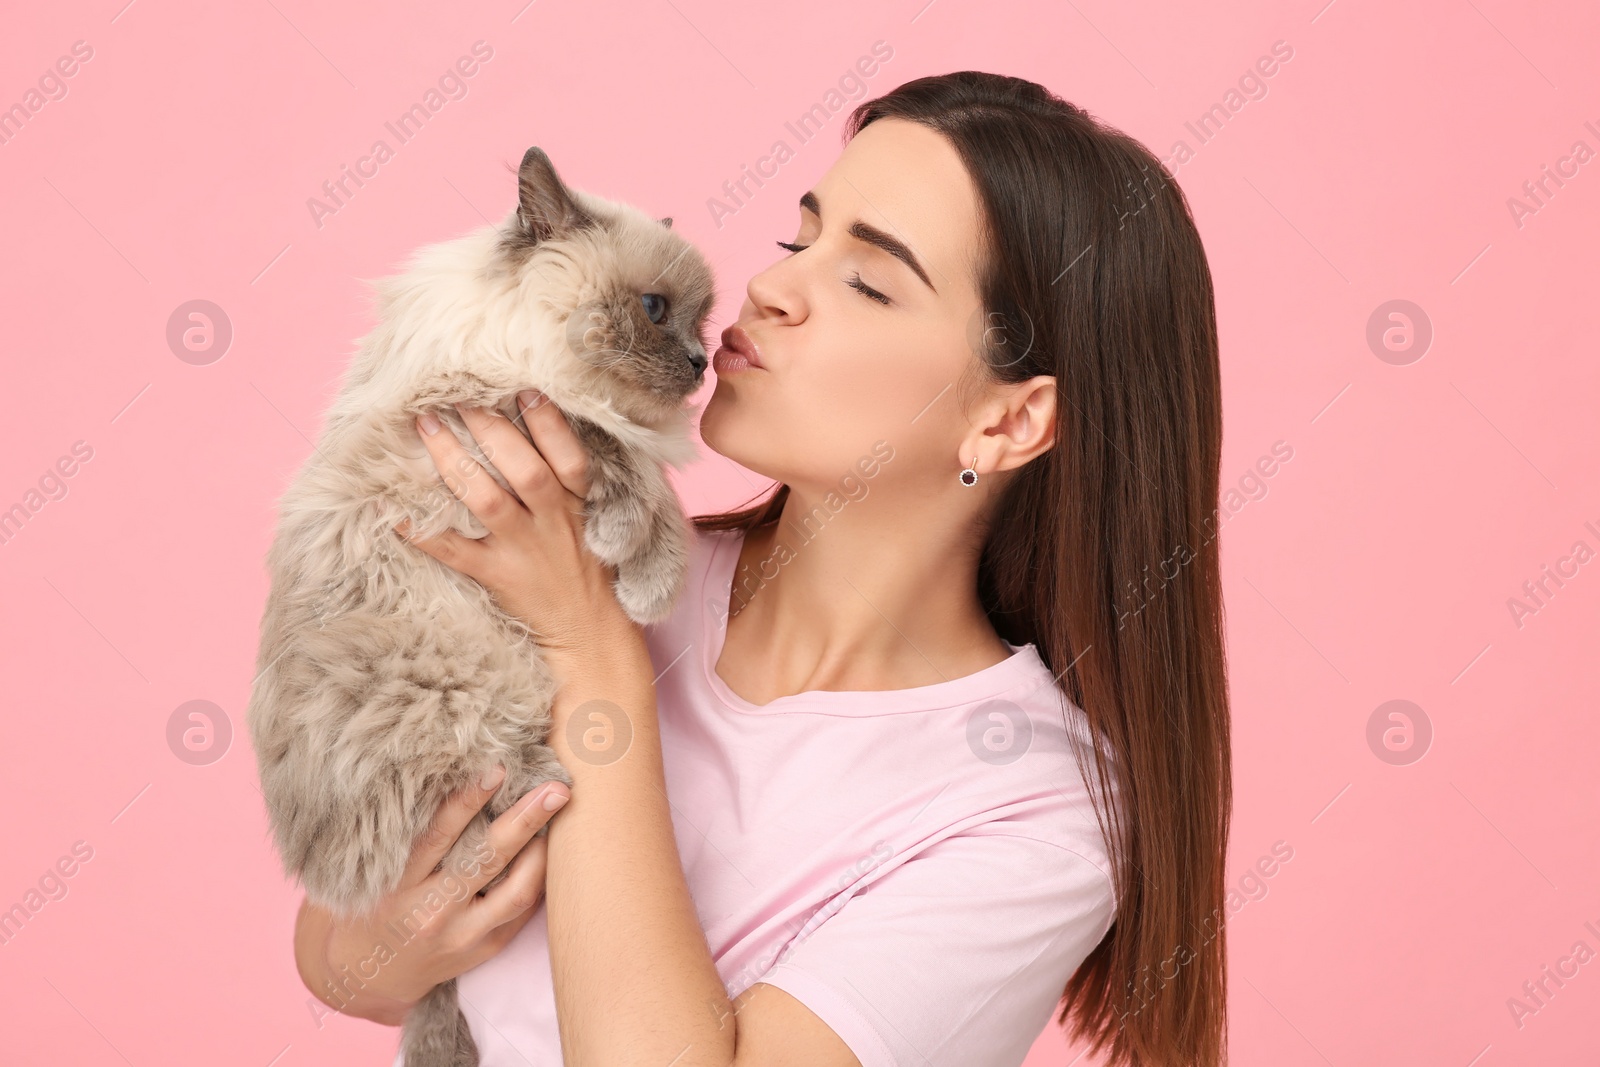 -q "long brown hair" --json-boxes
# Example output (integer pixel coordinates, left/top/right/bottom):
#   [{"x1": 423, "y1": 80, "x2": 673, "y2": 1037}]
[{"x1": 693, "y1": 72, "x2": 1231, "y2": 1067}]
